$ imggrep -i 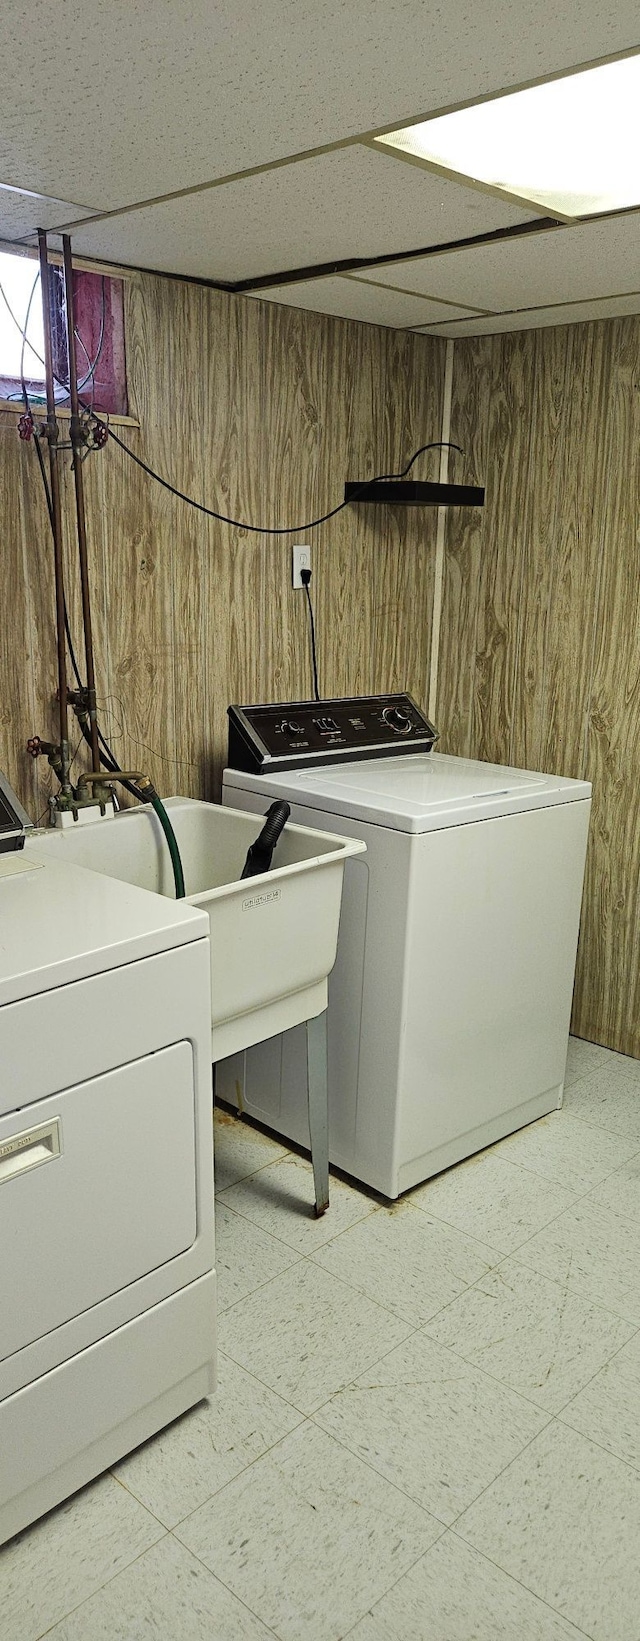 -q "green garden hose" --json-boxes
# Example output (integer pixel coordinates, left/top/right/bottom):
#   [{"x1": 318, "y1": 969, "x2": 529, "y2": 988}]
[{"x1": 147, "y1": 790, "x2": 186, "y2": 898}]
